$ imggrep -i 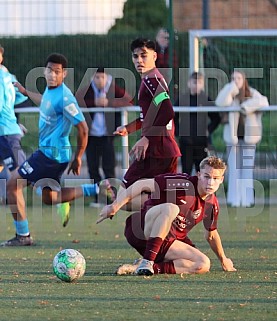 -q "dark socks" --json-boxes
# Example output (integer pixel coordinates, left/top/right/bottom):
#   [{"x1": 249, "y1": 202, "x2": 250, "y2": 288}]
[{"x1": 143, "y1": 237, "x2": 163, "y2": 261}]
